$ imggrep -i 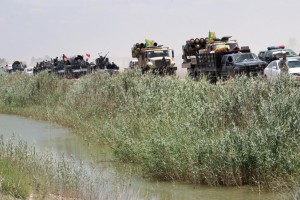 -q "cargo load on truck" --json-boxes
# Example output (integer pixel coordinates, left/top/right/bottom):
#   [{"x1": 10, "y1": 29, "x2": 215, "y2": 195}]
[{"x1": 182, "y1": 33, "x2": 267, "y2": 82}]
